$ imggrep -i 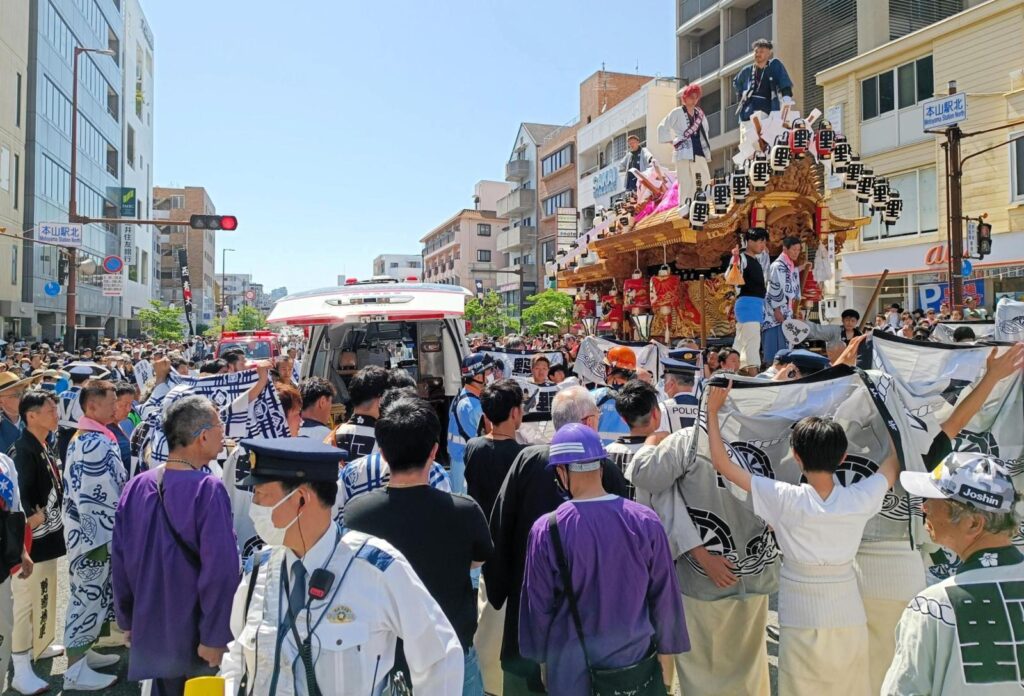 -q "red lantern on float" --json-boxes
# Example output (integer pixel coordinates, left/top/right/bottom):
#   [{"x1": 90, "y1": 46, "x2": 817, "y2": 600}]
[
  {"x1": 573, "y1": 289, "x2": 597, "y2": 321},
  {"x1": 623, "y1": 269, "x2": 650, "y2": 315},
  {"x1": 650, "y1": 265, "x2": 681, "y2": 342},
  {"x1": 601, "y1": 290, "x2": 624, "y2": 333}
]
